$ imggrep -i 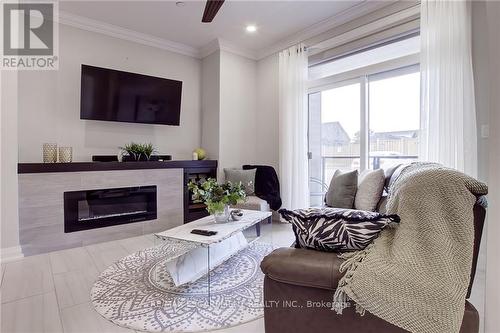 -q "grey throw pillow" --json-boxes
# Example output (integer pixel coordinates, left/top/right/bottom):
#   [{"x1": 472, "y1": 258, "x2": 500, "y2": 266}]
[
  {"x1": 224, "y1": 168, "x2": 256, "y2": 195},
  {"x1": 383, "y1": 164, "x2": 402, "y2": 193},
  {"x1": 325, "y1": 170, "x2": 358, "y2": 208},
  {"x1": 355, "y1": 169, "x2": 385, "y2": 211}
]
